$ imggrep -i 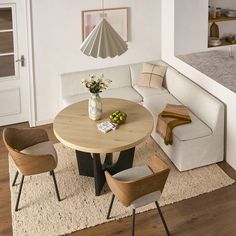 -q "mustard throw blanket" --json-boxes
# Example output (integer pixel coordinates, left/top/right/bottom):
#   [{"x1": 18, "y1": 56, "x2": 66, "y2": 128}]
[{"x1": 156, "y1": 104, "x2": 192, "y2": 145}]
